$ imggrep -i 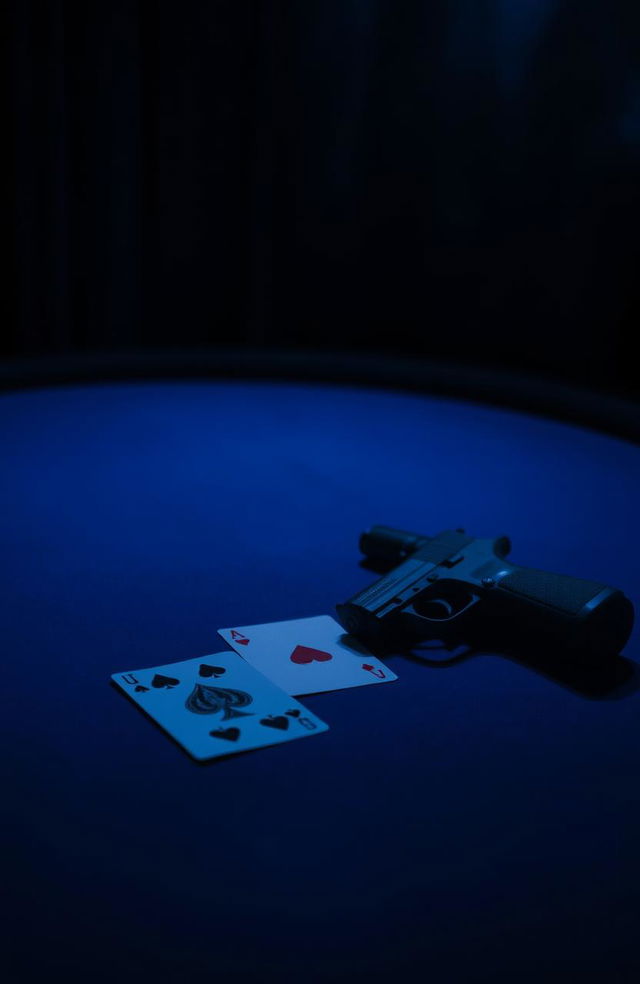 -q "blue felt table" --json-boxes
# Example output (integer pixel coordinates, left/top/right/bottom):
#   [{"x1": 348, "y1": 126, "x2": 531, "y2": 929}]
[{"x1": 2, "y1": 381, "x2": 639, "y2": 983}]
